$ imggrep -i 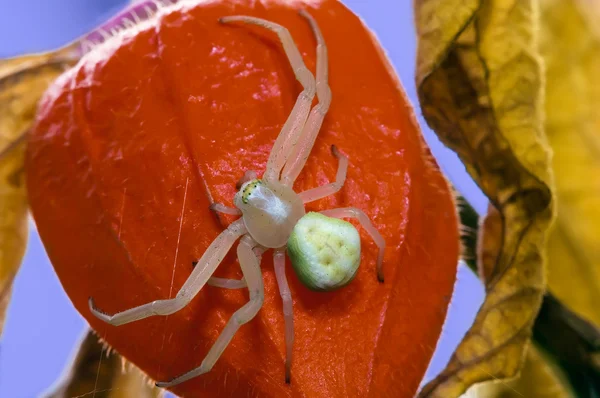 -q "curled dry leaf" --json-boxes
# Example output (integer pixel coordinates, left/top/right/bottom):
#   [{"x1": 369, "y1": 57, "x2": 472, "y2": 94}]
[
  {"x1": 46, "y1": 329, "x2": 162, "y2": 398},
  {"x1": 467, "y1": 344, "x2": 574, "y2": 398},
  {"x1": 471, "y1": 0, "x2": 600, "y2": 396},
  {"x1": 414, "y1": 0, "x2": 555, "y2": 396},
  {"x1": 540, "y1": 0, "x2": 600, "y2": 329},
  {"x1": 0, "y1": 43, "x2": 79, "y2": 336},
  {"x1": 456, "y1": 201, "x2": 574, "y2": 397}
]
